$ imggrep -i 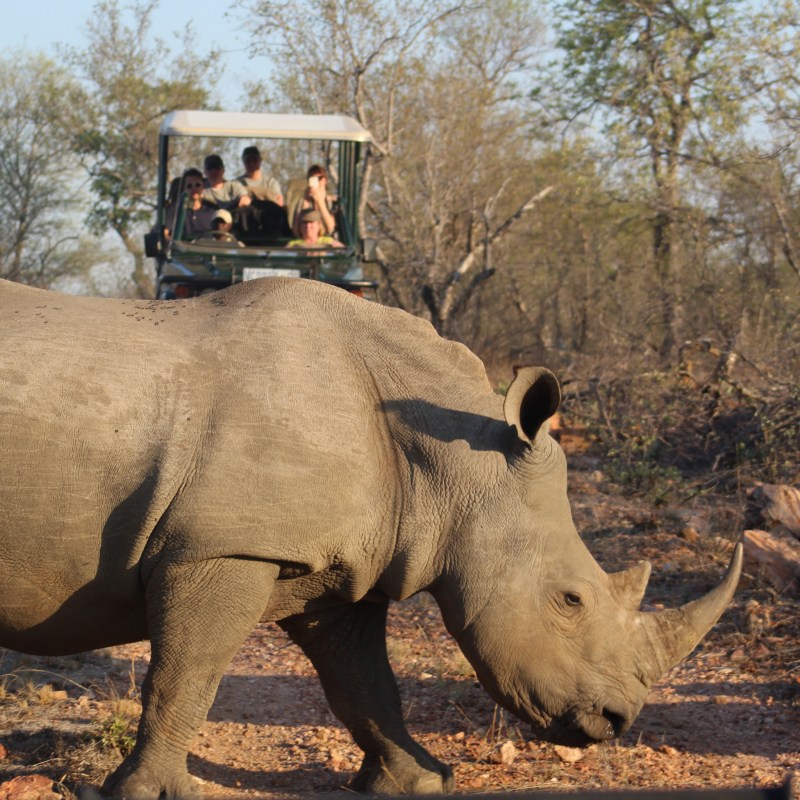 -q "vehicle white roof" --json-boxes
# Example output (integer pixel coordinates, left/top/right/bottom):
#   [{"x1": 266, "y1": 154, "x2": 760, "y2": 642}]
[{"x1": 160, "y1": 110, "x2": 372, "y2": 143}]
